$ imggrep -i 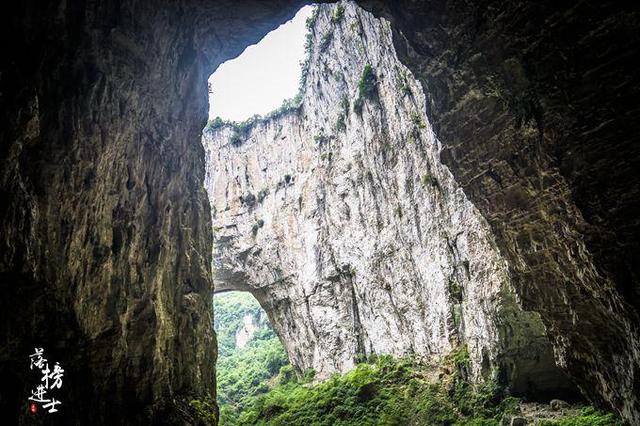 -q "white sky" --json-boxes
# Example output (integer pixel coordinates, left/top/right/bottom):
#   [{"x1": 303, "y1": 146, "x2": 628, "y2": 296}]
[{"x1": 208, "y1": 5, "x2": 315, "y2": 122}]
